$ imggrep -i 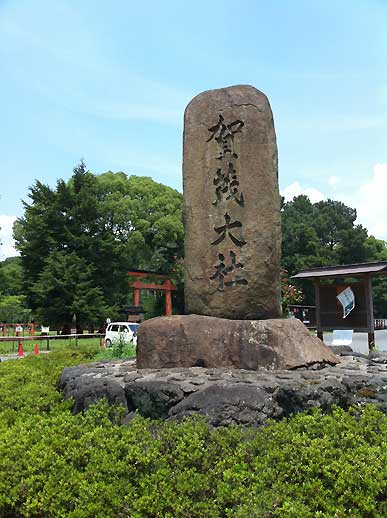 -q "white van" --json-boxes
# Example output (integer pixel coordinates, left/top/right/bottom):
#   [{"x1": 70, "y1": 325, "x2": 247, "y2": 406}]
[{"x1": 105, "y1": 322, "x2": 139, "y2": 347}]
